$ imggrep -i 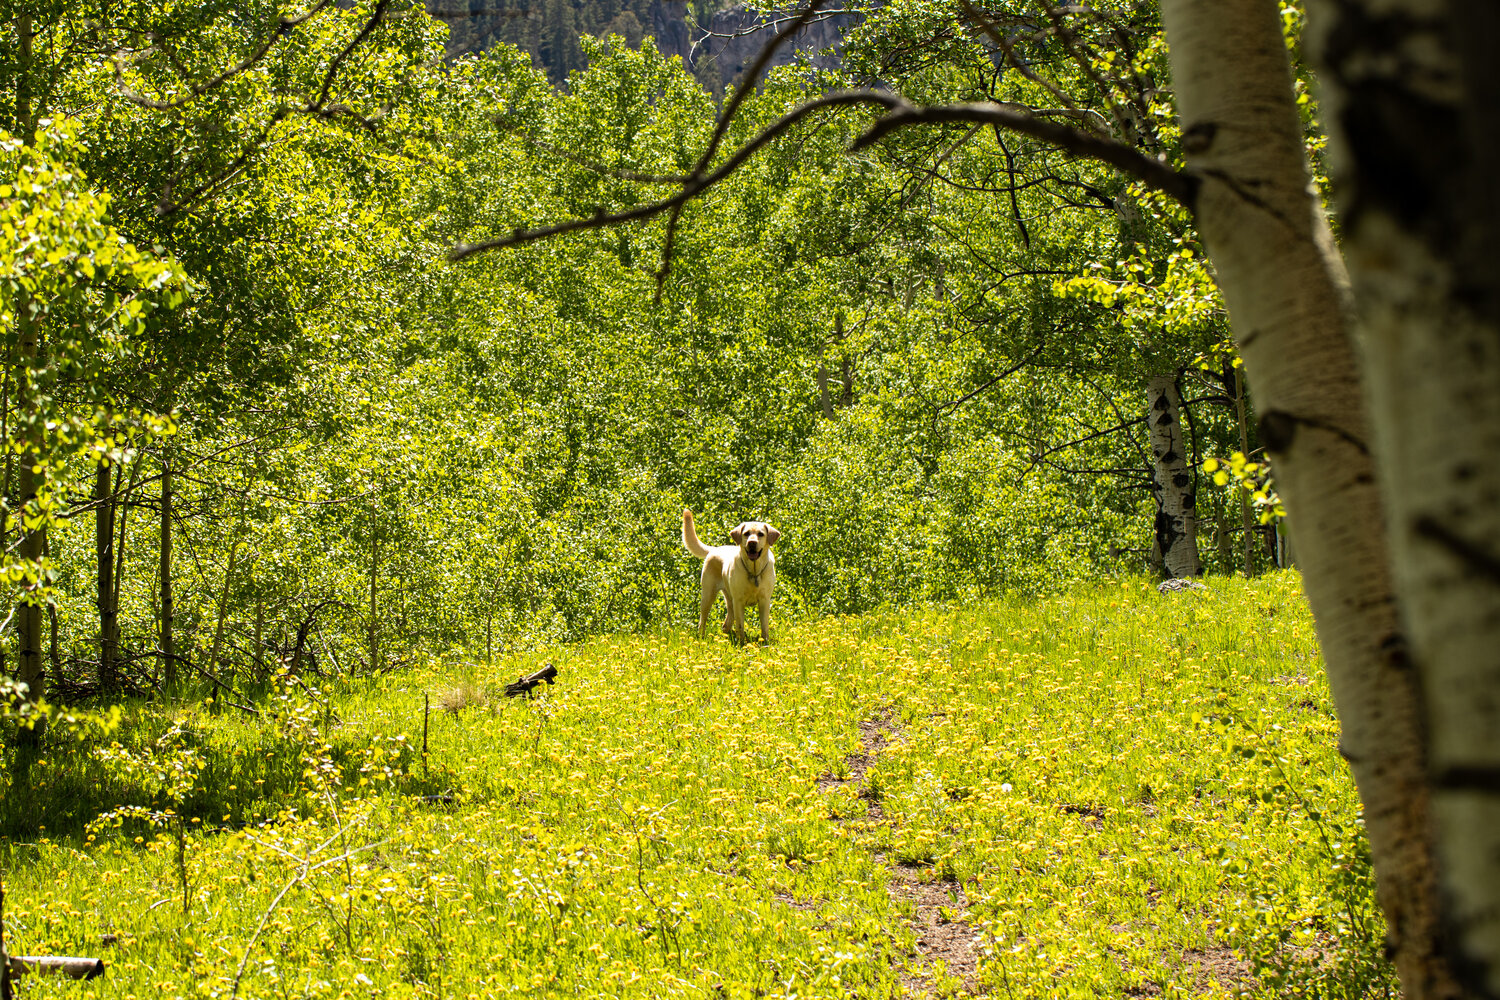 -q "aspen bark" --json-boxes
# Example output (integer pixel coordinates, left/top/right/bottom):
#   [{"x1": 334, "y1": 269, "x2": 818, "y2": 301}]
[
  {"x1": 8, "y1": 14, "x2": 41, "y2": 741},
  {"x1": 42, "y1": 535, "x2": 56, "y2": 681},
  {"x1": 208, "y1": 533, "x2": 242, "y2": 679},
  {"x1": 253, "y1": 600, "x2": 264, "y2": 679},
  {"x1": 1145, "y1": 375, "x2": 1200, "y2": 578},
  {"x1": 1309, "y1": 1, "x2": 1500, "y2": 991},
  {"x1": 1160, "y1": 1, "x2": 1457, "y2": 995}
]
